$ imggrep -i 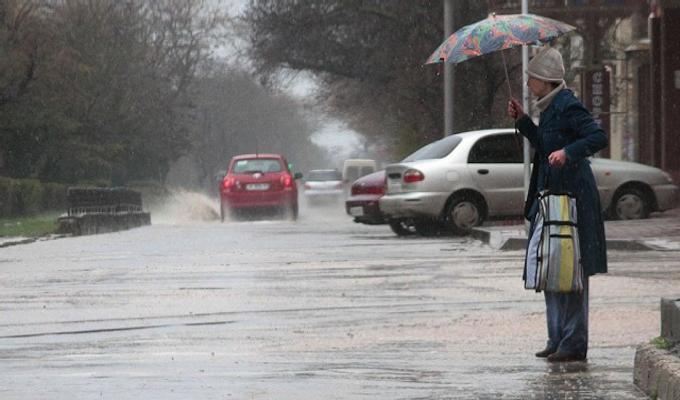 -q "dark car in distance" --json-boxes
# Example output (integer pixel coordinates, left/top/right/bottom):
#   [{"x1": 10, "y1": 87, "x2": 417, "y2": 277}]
[{"x1": 219, "y1": 154, "x2": 302, "y2": 221}]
